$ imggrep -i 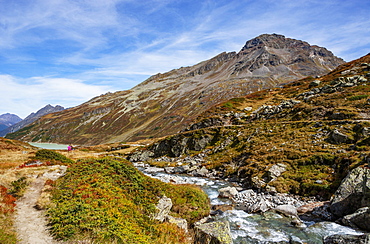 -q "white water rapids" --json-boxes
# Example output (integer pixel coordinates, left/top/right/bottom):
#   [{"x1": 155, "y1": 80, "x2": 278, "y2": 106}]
[{"x1": 135, "y1": 163, "x2": 364, "y2": 244}]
